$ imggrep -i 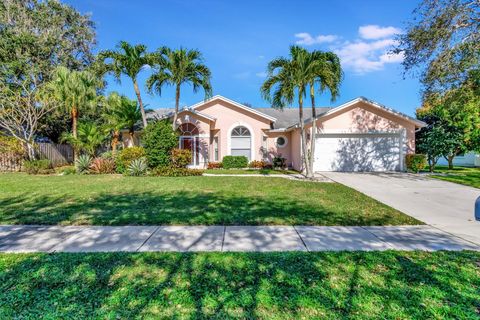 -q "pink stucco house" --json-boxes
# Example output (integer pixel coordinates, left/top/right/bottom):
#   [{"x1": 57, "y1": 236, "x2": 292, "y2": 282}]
[{"x1": 123, "y1": 95, "x2": 425, "y2": 172}]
